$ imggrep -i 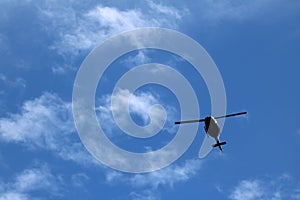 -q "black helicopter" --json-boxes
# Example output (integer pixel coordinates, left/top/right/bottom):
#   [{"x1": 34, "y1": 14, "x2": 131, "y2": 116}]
[{"x1": 175, "y1": 111, "x2": 247, "y2": 151}]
